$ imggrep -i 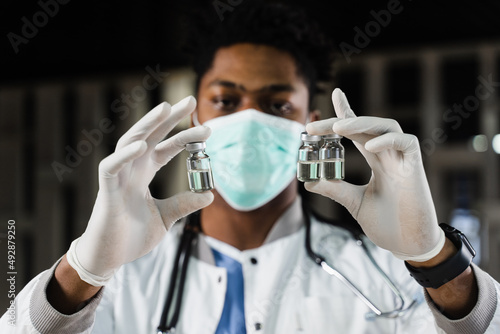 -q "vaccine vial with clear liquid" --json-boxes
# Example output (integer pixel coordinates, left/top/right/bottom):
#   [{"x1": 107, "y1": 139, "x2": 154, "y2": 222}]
[
  {"x1": 319, "y1": 133, "x2": 344, "y2": 180},
  {"x1": 297, "y1": 132, "x2": 321, "y2": 182},
  {"x1": 186, "y1": 142, "x2": 214, "y2": 192}
]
